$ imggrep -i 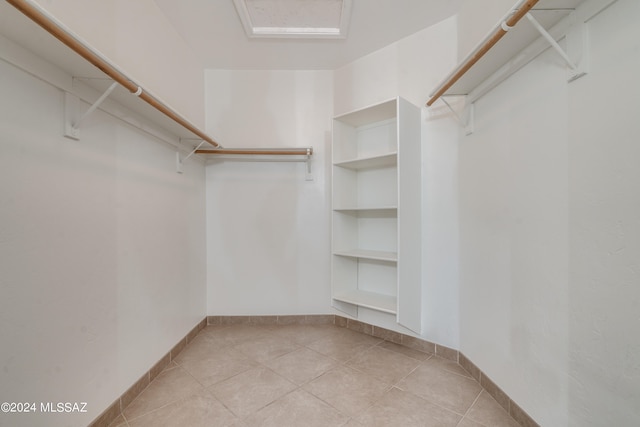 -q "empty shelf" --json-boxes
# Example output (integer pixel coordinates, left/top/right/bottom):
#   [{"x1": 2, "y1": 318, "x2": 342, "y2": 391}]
[
  {"x1": 333, "y1": 289, "x2": 397, "y2": 314},
  {"x1": 334, "y1": 153, "x2": 397, "y2": 170},
  {"x1": 333, "y1": 249, "x2": 397, "y2": 262},
  {"x1": 333, "y1": 206, "x2": 397, "y2": 213}
]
